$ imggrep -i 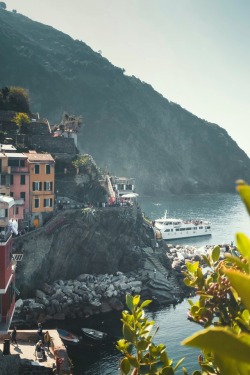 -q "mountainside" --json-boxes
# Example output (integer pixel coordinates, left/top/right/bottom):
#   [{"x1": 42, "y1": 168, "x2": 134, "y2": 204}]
[{"x1": 1, "y1": 9, "x2": 250, "y2": 194}]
